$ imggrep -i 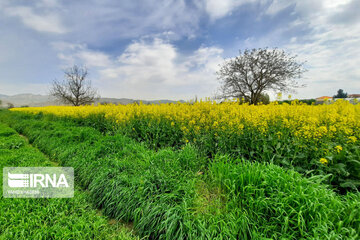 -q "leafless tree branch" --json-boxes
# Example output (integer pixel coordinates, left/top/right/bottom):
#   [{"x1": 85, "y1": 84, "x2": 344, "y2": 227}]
[
  {"x1": 50, "y1": 65, "x2": 99, "y2": 106},
  {"x1": 216, "y1": 48, "x2": 306, "y2": 104}
]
